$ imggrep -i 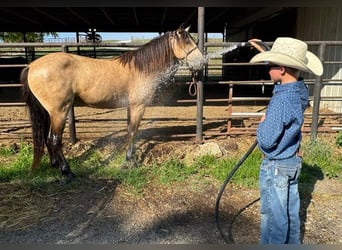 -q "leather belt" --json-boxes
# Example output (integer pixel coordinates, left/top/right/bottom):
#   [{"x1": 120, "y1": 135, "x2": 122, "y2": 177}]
[{"x1": 262, "y1": 147, "x2": 303, "y2": 159}]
